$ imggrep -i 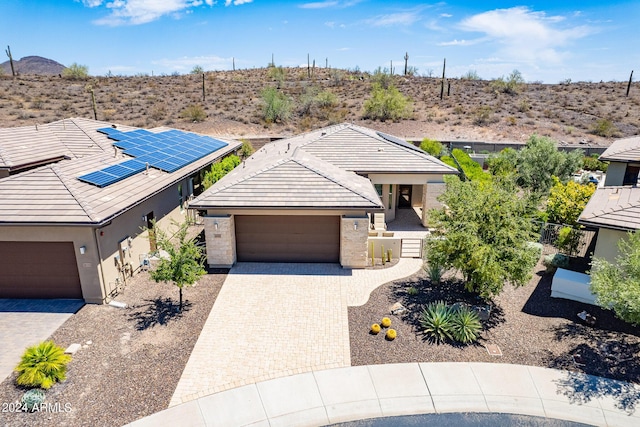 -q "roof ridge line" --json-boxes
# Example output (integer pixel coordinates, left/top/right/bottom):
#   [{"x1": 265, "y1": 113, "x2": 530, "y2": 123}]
[
  {"x1": 206, "y1": 157, "x2": 290, "y2": 195},
  {"x1": 297, "y1": 123, "x2": 350, "y2": 148},
  {"x1": 290, "y1": 156, "x2": 382, "y2": 206},
  {"x1": 51, "y1": 163, "x2": 98, "y2": 222}
]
